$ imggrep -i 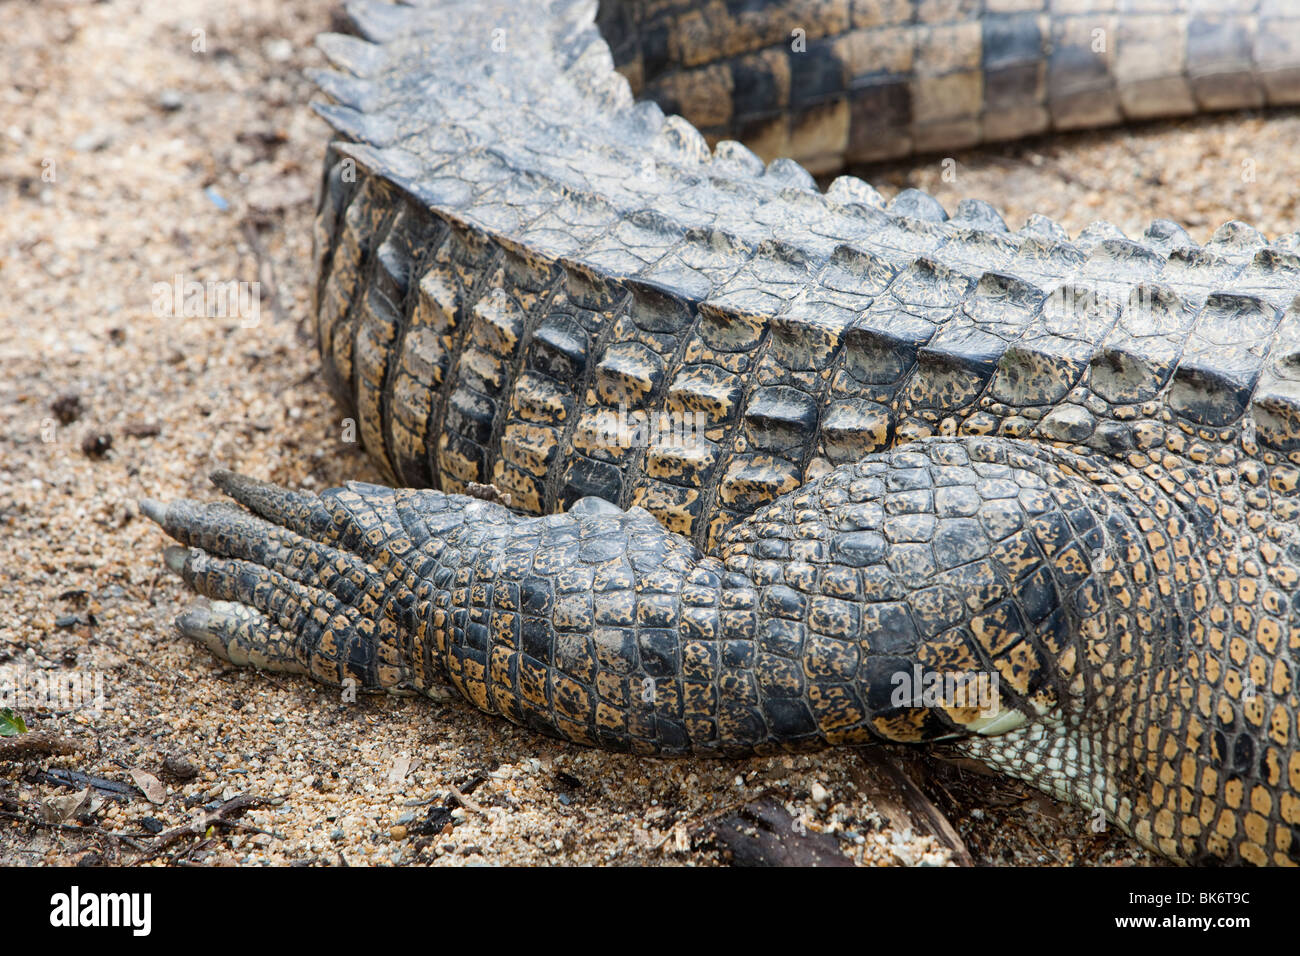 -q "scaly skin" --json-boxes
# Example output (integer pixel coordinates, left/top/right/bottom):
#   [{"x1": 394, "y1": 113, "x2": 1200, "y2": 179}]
[{"x1": 143, "y1": 0, "x2": 1300, "y2": 865}]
